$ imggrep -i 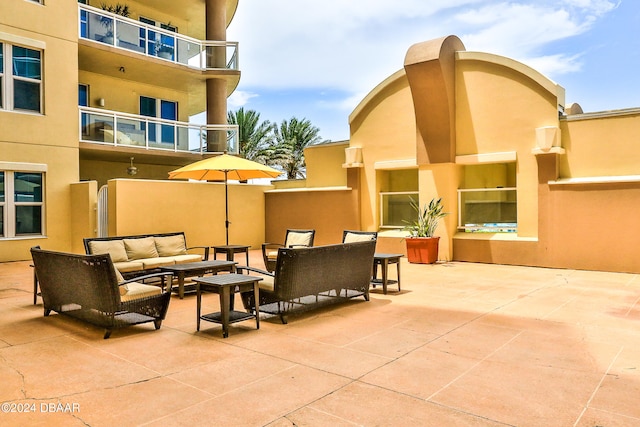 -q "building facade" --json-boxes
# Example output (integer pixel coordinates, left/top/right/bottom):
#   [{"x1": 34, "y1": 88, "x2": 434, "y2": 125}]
[
  {"x1": 0, "y1": 0, "x2": 239, "y2": 261},
  {"x1": 267, "y1": 35, "x2": 640, "y2": 273}
]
